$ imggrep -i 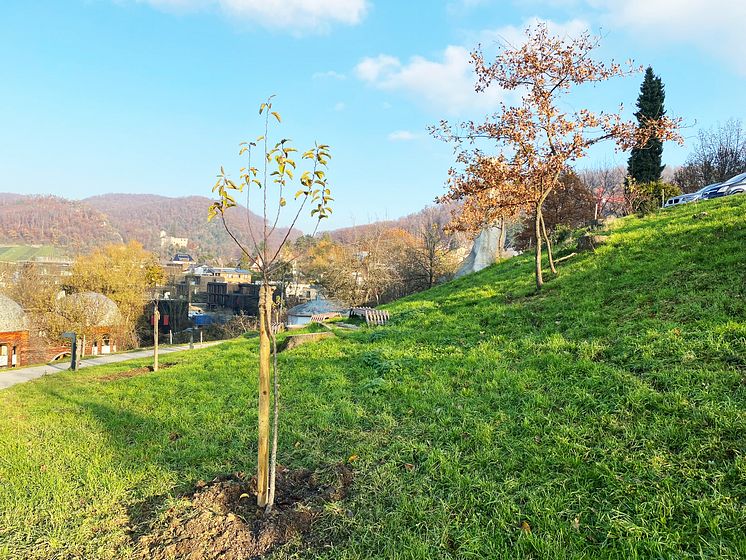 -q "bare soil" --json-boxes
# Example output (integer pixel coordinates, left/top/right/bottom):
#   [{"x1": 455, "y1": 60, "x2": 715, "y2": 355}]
[{"x1": 135, "y1": 464, "x2": 352, "y2": 560}]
